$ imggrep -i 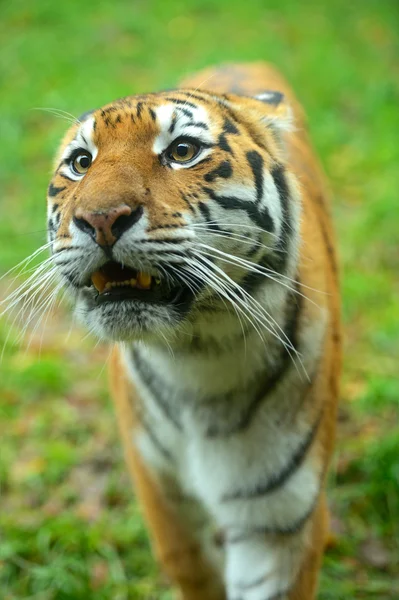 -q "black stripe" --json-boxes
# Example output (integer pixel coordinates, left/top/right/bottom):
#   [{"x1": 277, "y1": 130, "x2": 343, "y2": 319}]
[
  {"x1": 203, "y1": 187, "x2": 274, "y2": 233},
  {"x1": 63, "y1": 273, "x2": 80, "y2": 287},
  {"x1": 218, "y1": 135, "x2": 232, "y2": 153},
  {"x1": 263, "y1": 592, "x2": 291, "y2": 600},
  {"x1": 136, "y1": 102, "x2": 143, "y2": 119},
  {"x1": 176, "y1": 106, "x2": 194, "y2": 120},
  {"x1": 177, "y1": 90, "x2": 213, "y2": 104},
  {"x1": 271, "y1": 164, "x2": 291, "y2": 265},
  {"x1": 165, "y1": 97, "x2": 199, "y2": 110},
  {"x1": 53, "y1": 245, "x2": 84, "y2": 254},
  {"x1": 137, "y1": 236, "x2": 190, "y2": 245},
  {"x1": 48, "y1": 184, "x2": 66, "y2": 197},
  {"x1": 204, "y1": 161, "x2": 232, "y2": 182},
  {"x1": 223, "y1": 118, "x2": 239, "y2": 135},
  {"x1": 148, "y1": 107, "x2": 157, "y2": 122},
  {"x1": 236, "y1": 575, "x2": 291, "y2": 597},
  {"x1": 180, "y1": 192, "x2": 196, "y2": 214},
  {"x1": 131, "y1": 348, "x2": 182, "y2": 430},
  {"x1": 169, "y1": 111, "x2": 178, "y2": 133},
  {"x1": 58, "y1": 172, "x2": 75, "y2": 182},
  {"x1": 54, "y1": 259, "x2": 77, "y2": 267},
  {"x1": 198, "y1": 202, "x2": 222, "y2": 232},
  {"x1": 222, "y1": 412, "x2": 321, "y2": 501},
  {"x1": 247, "y1": 151, "x2": 264, "y2": 203},
  {"x1": 218, "y1": 117, "x2": 239, "y2": 154},
  {"x1": 147, "y1": 223, "x2": 182, "y2": 232},
  {"x1": 102, "y1": 106, "x2": 118, "y2": 114},
  {"x1": 246, "y1": 236, "x2": 263, "y2": 258},
  {"x1": 189, "y1": 121, "x2": 209, "y2": 130},
  {"x1": 205, "y1": 286, "x2": 301, "y2": 437},
  {"x1": 140, "y1": 417, "x2": 174, "y2": 462},
  {"x1": 241, "y1": 165, "x2": 292, "y2": 294},
  {"x1": 52, "y1": 203, "x2": 60, "y2": 213},
  {"x1": 226, "y1": 496, "x2": 318, "y2": 543}
]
